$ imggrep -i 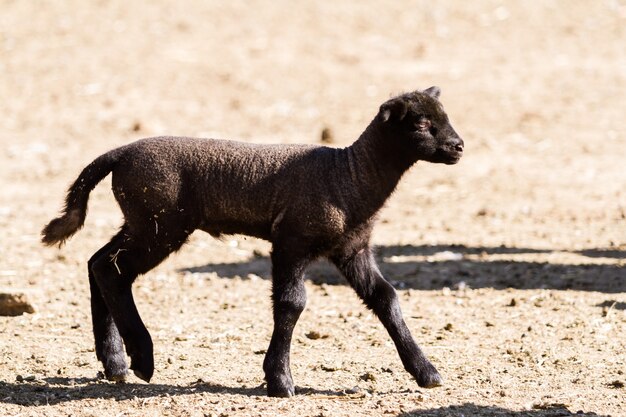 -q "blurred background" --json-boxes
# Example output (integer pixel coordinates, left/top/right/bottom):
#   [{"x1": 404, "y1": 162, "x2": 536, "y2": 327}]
[{"x1": 1, "y1": 0, "x2": 625, "y2": 253}]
